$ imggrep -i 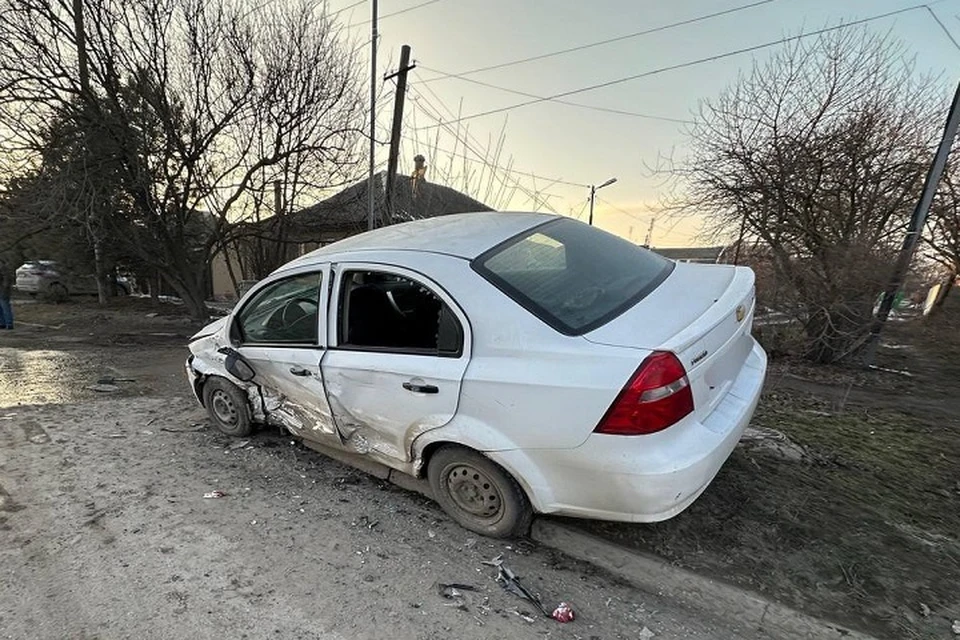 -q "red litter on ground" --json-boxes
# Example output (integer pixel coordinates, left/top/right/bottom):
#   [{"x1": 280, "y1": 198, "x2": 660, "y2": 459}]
[{"x1": 551, "y1": 602, "x2": 575, "y2": 623}]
